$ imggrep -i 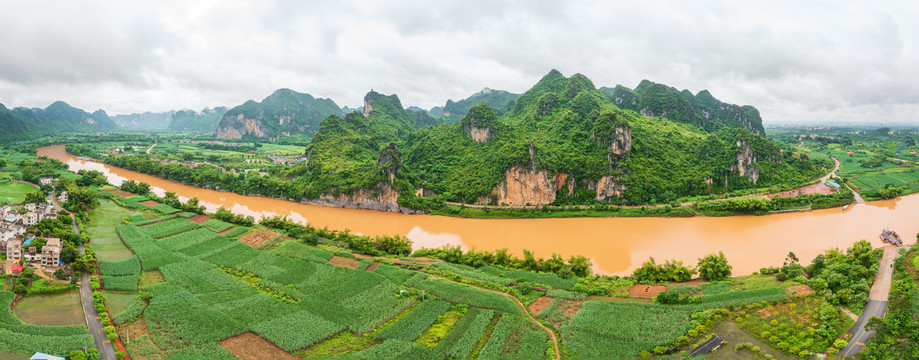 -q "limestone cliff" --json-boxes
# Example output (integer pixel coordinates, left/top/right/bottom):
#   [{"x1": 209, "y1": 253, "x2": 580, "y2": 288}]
[
  {"x1": 732, "y1": 139, "x2": 760, "y2": 184},
  {"x1": 461, "y1": 103, "x2": 499, "y2": 143},
  {"x1": 305, "y1": 185, "x2": 419, "y2": 213},
  {"x1": 479, "y1": 165, "x2": 557, "y2": 205},
  {"x1": 214, "y1": 88, "x2": 343, "y2": 139}
]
